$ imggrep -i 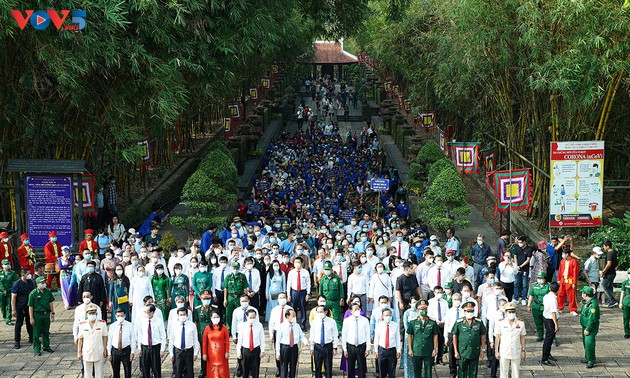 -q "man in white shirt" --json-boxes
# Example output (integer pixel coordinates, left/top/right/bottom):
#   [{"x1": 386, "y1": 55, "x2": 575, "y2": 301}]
[
  {"x1": 332, "y1": 251, "x2": 348, "y2": 284},
  {"x1": 427, "y1": 255, "x2": 451, "y2": 292},
  {"x1": 268, "y1": 293, "x2": 293, "y2": 377},
  {"x1": 370, "y1": 295, "x2": 397, "y2": 340},
  {"x1": 342, "y1": 304, "x2": 371, "y2": 378},
  {"x1": 242, "y1": 257, "x2": 262, "y2": 308},
  {"x1": 107, "y1": 308, "x2": 136, "y2": 378},
  {"x1": 415, "y1": 251, "x2": 435, "y2": 299},
  {"x1": 275, "y1": 308, "x2": 307, "y2": 378},
  {"x1": 287, "y1": 256, "x2": 311, "y2": 328},
  {"x1": 443, "y1": 228, "x2": 460, "y2": 256},
  {"x1": 135, "y1": 304, "x2": 167, "y2": 378},
  {"x1": 77, "y1": 304, "x2": 108, "y2": 378},
  {"x1": 309, "y1": 305, "x2": 339, "y2": 378},
  {"x1": 428, "y1": 286, "x2": 449, "y2": 364},
  {"x1": 168, "y1": 307, "x2": 200, "y2": 378},
  {"x1": 168, "y1": 247, "x2": 191, "y2": 277},
  {"x1": 390, "y1": 231, "x2": 409, "y2": 260},
  {"x1": 477, "y1": 270, "x2": 499, "y2": 323},
  {"x1": 498, "y1": 251, "x2": 518, "y2": 302},
  {"x1": 312, "y1": 249, "x2": 330, "y2": 289},
  {"x1": 443, "y1": 293, "x2": 463, "y2": 378},
  {"x1": 488, "y1": 296, "x2": 508, "y2": 378},
  {"x1": 347, "y1": 262, "x2": 369, "y2": 310},
  {"x1": 167, "y1": 296, "x2": 193, "y2": 339},
  {"x1": 373, "y1": 308, "x2": 400, "y2": 378},
  {"x1": 74, "y1": 291, "x2": 103, "y2": 343},
  {"x1": 212, "y1": 256, "x2": 231, "y2": 315},
  {"x1": 231, "y1": 294, "x2": 260, "y2": 376},
  {"x1": 442, "y1": 249, "x2": 462, "y2": 281},
  {"x1": 344, "y1": 219, "x2": 361, "y2": 242},
  {"x1": 541, "y1": 282, "x2": 560, "y2": 366},
  {"x1": 494, "y1": 303, "x2": 526, "y2": 378},
  {"x1": 237, "y1": 309, "x2": 266, "y2": 378}
]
